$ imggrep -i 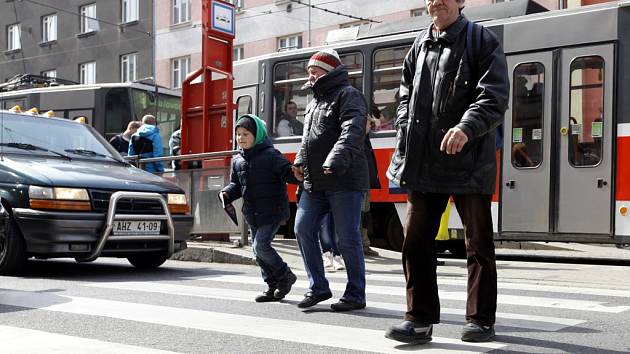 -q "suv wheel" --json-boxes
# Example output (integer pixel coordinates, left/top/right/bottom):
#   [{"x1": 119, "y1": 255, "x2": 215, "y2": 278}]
[
  {"x1": 127, "y1": 254, "x2": 168, "y2": 269},
  {"x1": 0, "y1": 217, "x2": 27, "y2": 275}
]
